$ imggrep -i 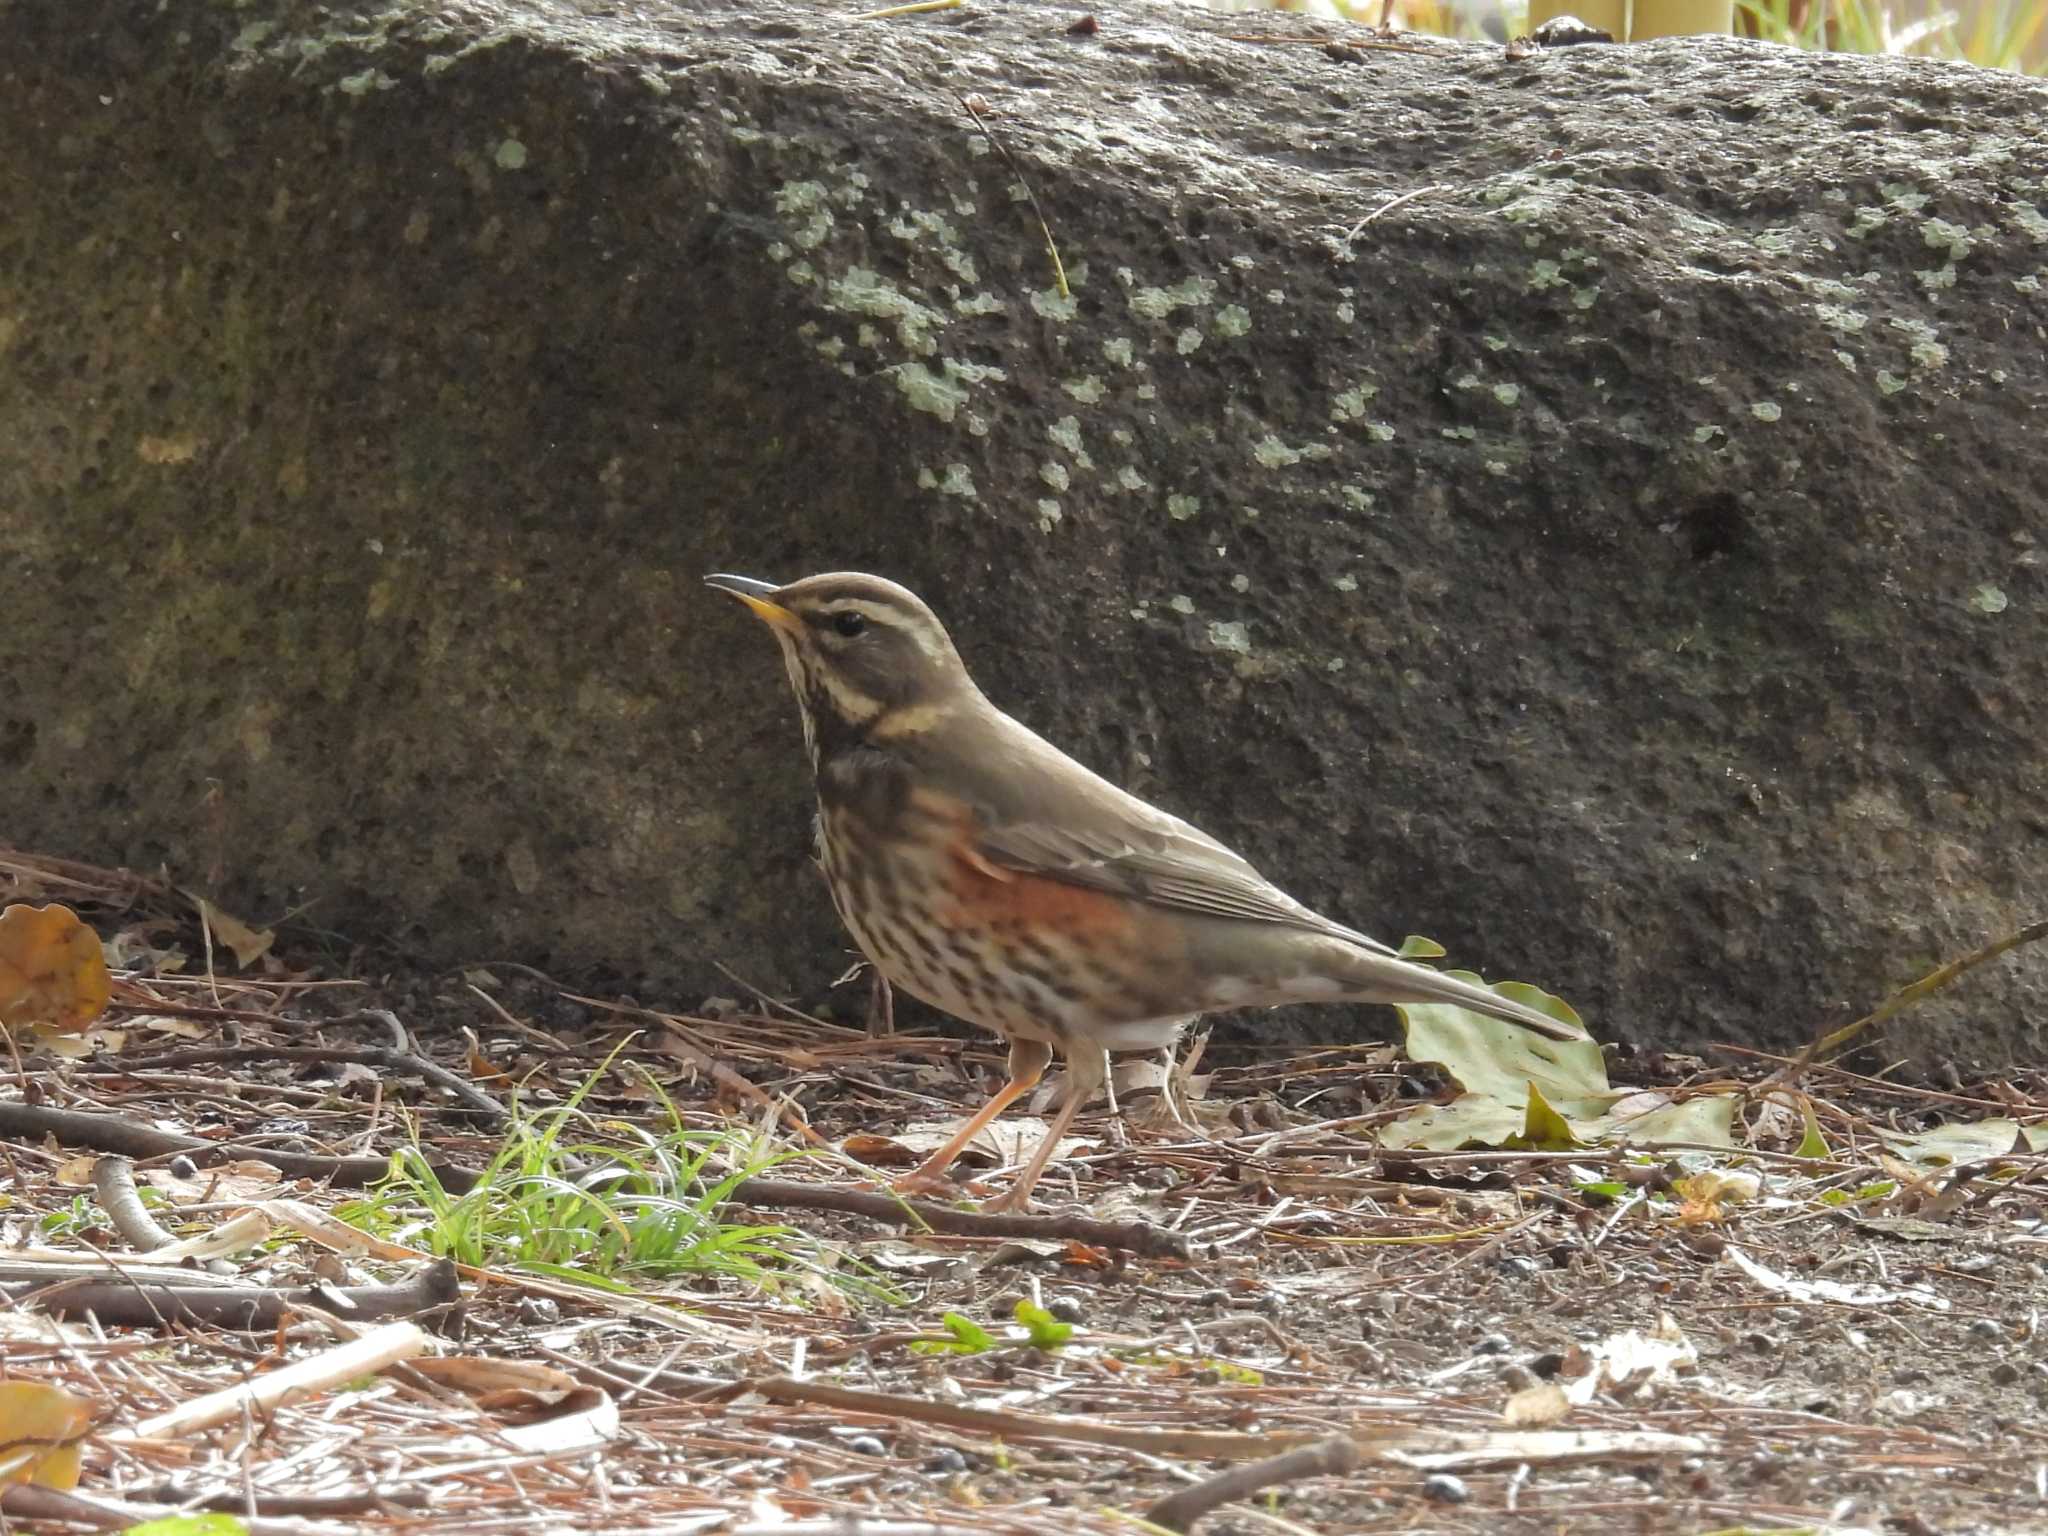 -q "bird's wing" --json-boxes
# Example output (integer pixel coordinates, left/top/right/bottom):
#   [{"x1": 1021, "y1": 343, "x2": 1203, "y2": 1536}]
[{"x1": 917, "y1": 708, "x2": 1400, "y2": 957}]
